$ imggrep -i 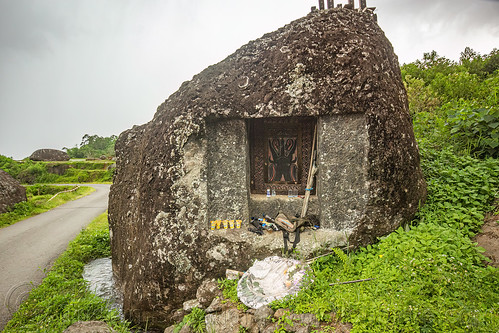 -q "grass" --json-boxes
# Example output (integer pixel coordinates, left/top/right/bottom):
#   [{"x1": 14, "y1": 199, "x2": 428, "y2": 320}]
[
  {"x1": 212, "y1": 148, "x2": 499, "y2": 332},
  {"x1": 0, "y1": 185, "x2": 95, "y2": 229},
  {"x1": 1, "y1": 155, "x2": 114, "y2": 184},
  {"x1": 2, "y1": 212, "x2": 132, "y2": 333},
  {"x1": 269, "y1": 149, "x2": 499, "y2": 332}
]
